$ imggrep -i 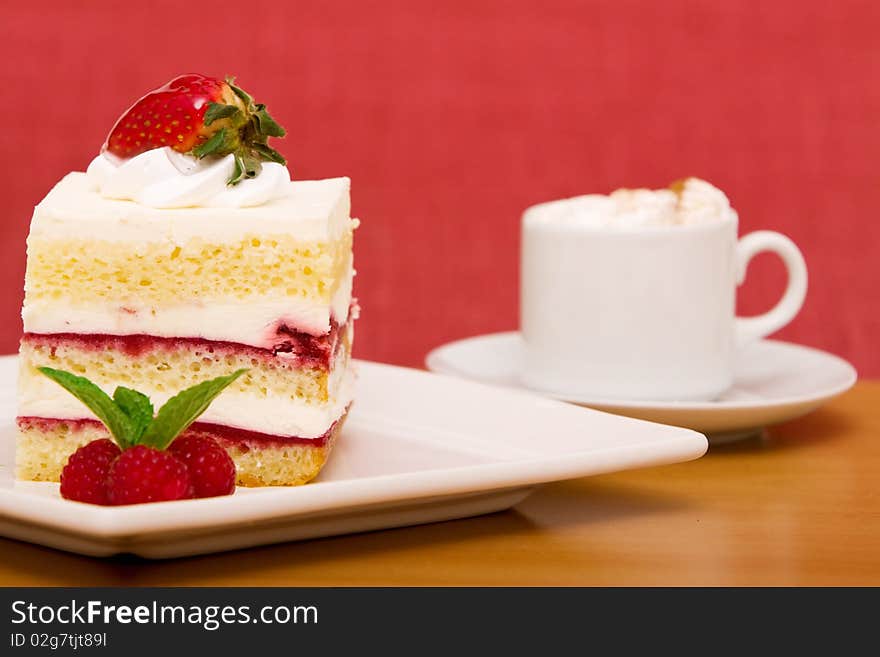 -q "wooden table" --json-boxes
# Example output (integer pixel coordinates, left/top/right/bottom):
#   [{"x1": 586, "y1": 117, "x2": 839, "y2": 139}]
[{"x1": 1, "y1": 382, "x2": 878, "y2": 586}]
